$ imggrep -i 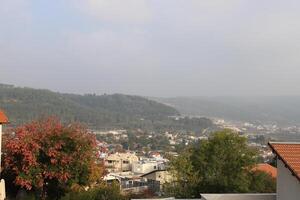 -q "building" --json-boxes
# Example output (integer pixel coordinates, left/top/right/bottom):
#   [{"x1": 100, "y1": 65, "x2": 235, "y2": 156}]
[
  {"x1": 0, "y1": 110, "x2": 8, "y2": 127},
  {"x1": 96, "y1": 140, "x2": 109, "y2": 159},
  {"x1": 141, "y1": 169, "x2": 173, "y2": 194},
  {"x1": 252, "y1": 163, "x2": 277, "y2": 178},
  {"x1": 269, "y1": 142, "x2": 300, "y2": 200},
  {"x1": 105, "y1": 152, "x2": 139, "y2": 172},
  {"x1": 104, "y1": 171, "x2": 148, "y2": 194},
  {"x1": 200, "y1": 194, "x2": 276, "y2": 200},
  {"x1": 149, "y1": 152, "x2": 164, "y2": 161},
  {"x1": 141, "y1": 169, "x2": 172, "y2": 185},
  {"x1": 143, "y1": 141, "x2": 299, "y2": 200},
  {"x1": 133, "y1": 194, "x2": 276, "y2": 200},
  {"x1": 0, "y1": 110, "x2": 8, "y2": 200},
  {"x1": 132, "y1": 160, "x2": 160, "y2": 174},
  {"x1": 132, "y1": 158, "x2": 166, "y2": 174}
]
